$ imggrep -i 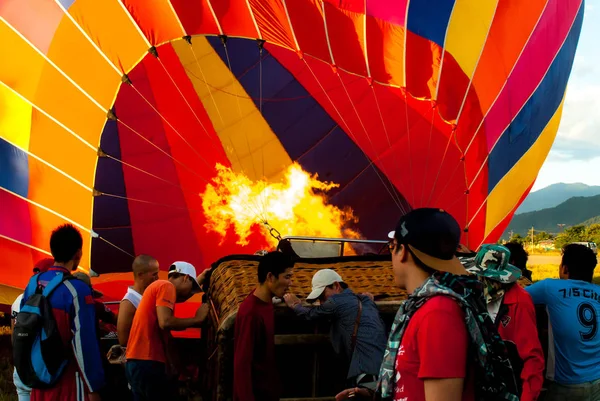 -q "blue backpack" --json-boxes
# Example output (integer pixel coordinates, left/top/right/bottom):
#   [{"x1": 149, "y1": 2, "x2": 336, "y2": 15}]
[{"x1": 13, "y1": 272, "x2": 74, "y2": 388}]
